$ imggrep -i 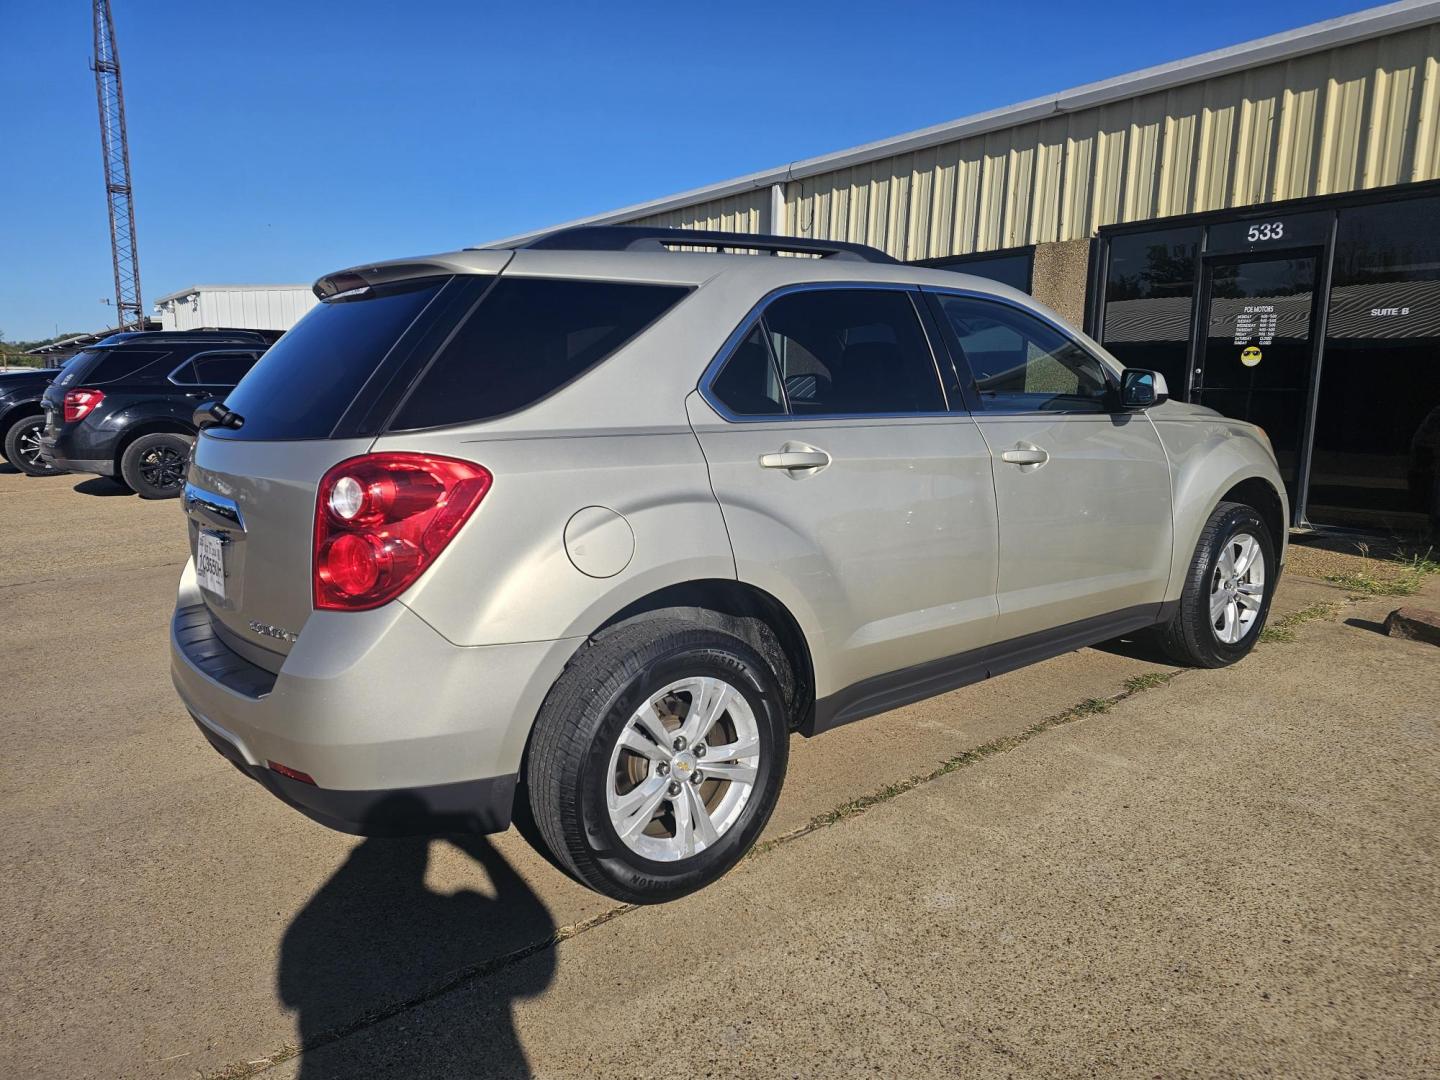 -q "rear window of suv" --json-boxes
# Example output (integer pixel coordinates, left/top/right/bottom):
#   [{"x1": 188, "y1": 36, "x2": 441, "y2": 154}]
[
  {"x1": 387, "y1": 277, "x2": 690, "y2": 430},
  {"x1": 213, "y1": 279, "x2": 445, "y2": 440}
]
